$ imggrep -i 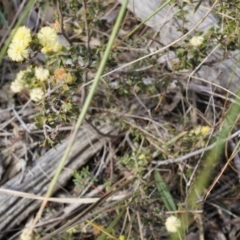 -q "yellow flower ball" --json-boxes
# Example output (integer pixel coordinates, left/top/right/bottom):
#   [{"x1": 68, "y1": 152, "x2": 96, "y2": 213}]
[
  {"x1": 37, "y1": 26, "x2": 58, "y2": 47},
  {"x1": 54, "y1": 68, "x2": 75, "y2": 84},
  {"x1": 41, "y1": 43, "x2": 62, "y2": 54},
  {"x1": 52, "y1": 41, "x2": 62, "y2": 52},
  {"x1": 41, "y1": 46, "x2": 52, "y2": 54},
  {"x1": 54, "y1": 68, "x2": 67, "y2": 81},
  {"x1": 190, "y1": 36, "x2": 204, "y2": 47},
  {"x1": 189, "y1": 125, "x2": 211, "y2": 136},
  {"x1": 7, "y1": 42, "x2": 29, "y2": 62},
  {"x1": 16, "y1": 70, "x2": 26, "y2": 82},
  {"x1": 11, "y1": 70, "x2": 28, "y2": 93},
  {"x1": 10, "y1": 80, "x2": 24, "y2": 93},
  {"x1": 35, "y1": 67, "x2": 49, "y2": 81},
  {"x1": 11, "y1": 26, "x2": 32, "y2": 48},
  {"x1": 165, "y1": 216, "x2": 181, "y2": 233},
  {"x1": 30, "y1": 88, "x2": 44, "y2": 102}
]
